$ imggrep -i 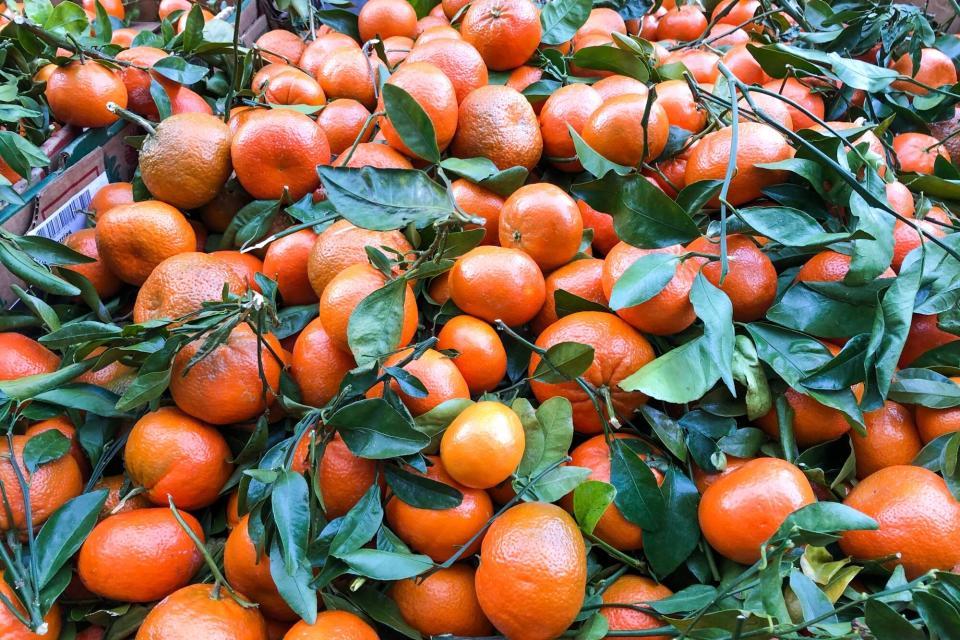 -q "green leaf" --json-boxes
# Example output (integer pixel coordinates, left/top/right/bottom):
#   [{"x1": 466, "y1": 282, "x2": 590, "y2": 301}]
[
  {"x1": 555, "y1": 289, "x2": 609, "y2": 317},
  {"x1": 522, "y1": 465, "x2": 590, "y2": 503},
  {"x1": 608, "y1": 253, "x2": 678, "y2": 310},
  {"x1": 381, "y1": 84, "x2": 440, "y2": 163},
  {"x1": 534, "y1": 397, "x2": 575, "y2": 473},
  {"x1": 24, "y1": 0, "x2": 53, "y2": 23},
  {"x1": 539, "y1": 0, "x2": 591, "y2": 45},
  {"x1": 43, "y1": 0, "x2": 88, "y2": 35},
  {"x1": 735, "y1": 206, "x2": 860, "y2": 248},
  {"x1": 339, "y1": 549, "x2": 433, "y2": 580},
  {"x1": 889, "y1": 369, "x2": 960, "y2": 408},
  {"x1": 744, "y1": 323, "x2": 833, "y2": 388},
  {"x1": 384, "y1": 464, "x2": 463, "y2": 509},
  {"x1": 439, "y1": 157, "x2": 528, "y2": 197},
  {"x1": 149, "y1": 77, "x2": 172, "y2": 121},
  {"x1": 271, "y1": 471, "x2": 314, "y2": 625},
  {"x1": 676, "y1": 180, "x2": 723, "y2": 216},
  {"x1": 531, "y1": 342, "x2": 595, "y2": 383},
  {"x1": 914, "y1": 591, "x2": 960, "y2": 638},
  {"x1": 619, "y1": 337, "x2": 721, "y2": 404},
  {"x1": 865, "y1": 599, "x2": 926, "y2": 640},
  {"x1": 731, "y1": 335, "x2": 772, "y2": 420},
  {"x1": 771, "y1": 502, "x2": 877, "y2": 547},
  {"x1": 13, "y1": 235, "x2": 92, "y2": 266},
  {"x1": 609, "y1": 438, "x2": 665, "y2": 530},
  {"x1": 34, "y1": 489, "x2": 108, "y2": 589},
  {"x1": 328, "y1": 398, "x2": 432, "y2": 459},
  {"x1": 10, "y1": 286, "x2": 60, "y2": 332},
  {"x1": 690, "y1": 273, "x2": 735, "y2": 393},
  {"x1": 766, "y1": 283, "x2": 877, "y2": 339},
  {"x1": 33, "y1": 384, "x2": 126, "y2": 418},
  {"x1": 269, "y1": 540, "x2": 317, "y2": 625},
  {"x1": 316, "y1": 8, "x2": 360, "y2": 41},
  {"x1": 347, "y1": 278, "x2": 407, "y2": 366},
  {"x1": 573, "y1": 480, "x2": 615, "y2": 535},
  {"x1": 331, "y1": 484, "x2": 383, "y2": 556},
  {"x1": 0, "y1": 361, "x2": 95, "y2": 401},
  {"x1": 640, "y1": 405, "x2": 687, "y2": 461},
  {"x1": 39, "y1": 322, "x2": 121, "y2": 348},
  {"x1": 788, "y1": 570, "x2": 836, "y2": 624},
  {"x1": 152, "y1": 56, "x2": 209, "y2": 85},
  {"x1": 0, "y1": 242, "x2": 80, "y2": 297},
  {"x1": 318, "y1": 166, "x2": 454, "y2": 231},
  {"x1": 575, "y1": 614, "x2": 609, "y2": 640},
  {"x1": 568, "y1": 127, "x2": 632, "y2": 178},
  {"x1": 648, "y1": 585, "x2": 718, "y2": 614},
  {"x1": 571, "y1": 45, "x2": 648, "y2": 81},
  {"x1": 347, "y1": 584, "x2": 422, "y2": 640},
  {"x1": 643, "y1": 468, "x2": 699, "y2": 576},
  {"x1": 846, "y1": 191, "x2": 894, "y2": 285}
]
